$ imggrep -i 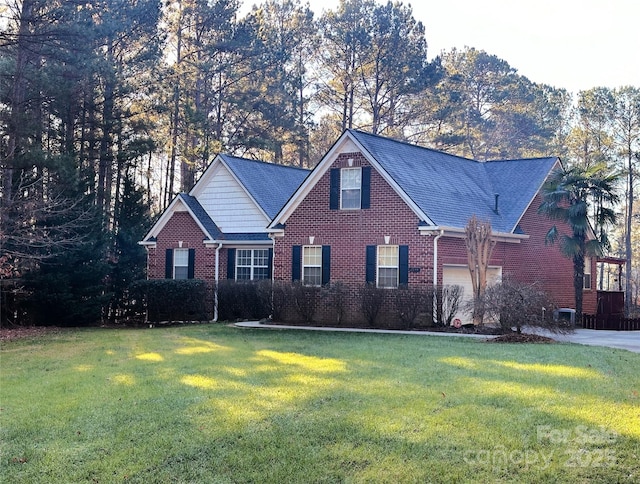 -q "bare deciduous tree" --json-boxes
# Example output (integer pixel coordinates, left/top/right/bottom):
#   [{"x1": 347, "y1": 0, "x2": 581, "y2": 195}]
[{"x1": 465, "y1": 215, "x2": 496, "y2": 326}]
